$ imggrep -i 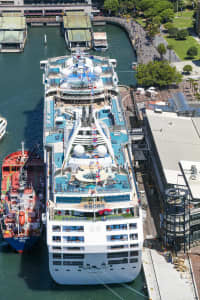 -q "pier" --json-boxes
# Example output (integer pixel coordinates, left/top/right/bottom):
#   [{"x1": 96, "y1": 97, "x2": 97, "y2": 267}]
[
  {"x1": 0, "y1": 12, "x2": 27, "y2": 52},
  {"x1": 63, "y1": 11, "x2": 92, "y2": 50},
  {"x1": 26, "y1": 17, "x2": 60, "y2": 26}
]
